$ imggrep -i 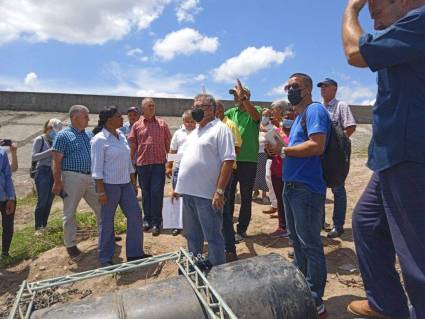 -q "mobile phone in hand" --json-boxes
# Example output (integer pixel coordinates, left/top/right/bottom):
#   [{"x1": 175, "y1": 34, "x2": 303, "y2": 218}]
[{"x1": 0, "y1": 139, "x2": 12, "y2": 147}]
